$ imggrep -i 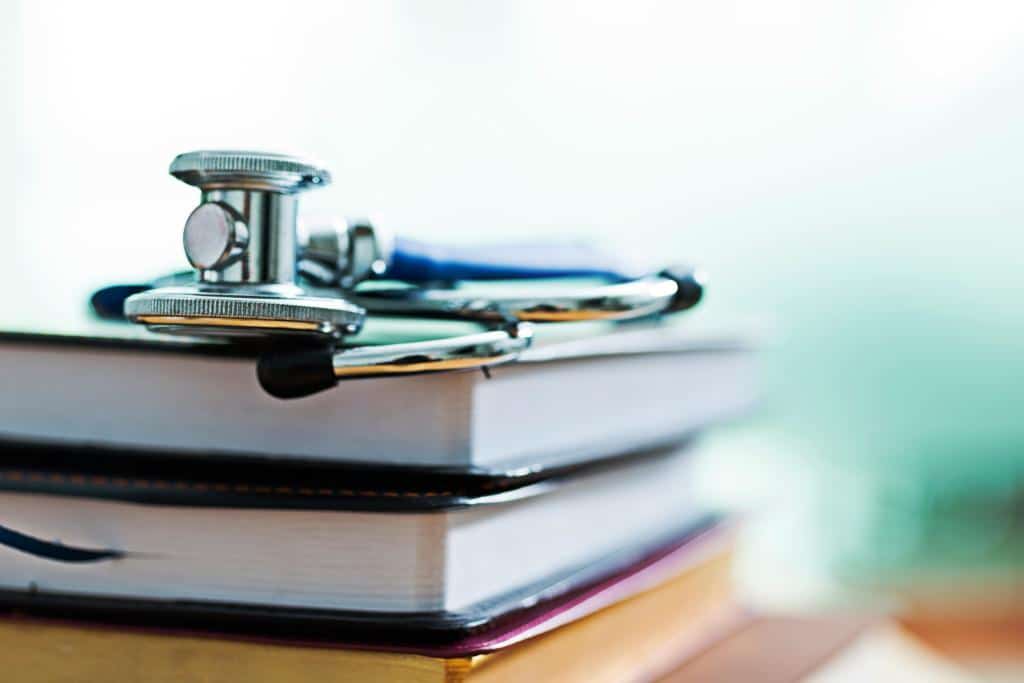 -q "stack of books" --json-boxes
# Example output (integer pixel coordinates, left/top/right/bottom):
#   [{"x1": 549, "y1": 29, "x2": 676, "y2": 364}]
[{"x1": 0, "y1": 320, "x2": 758, "y2": 681}]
